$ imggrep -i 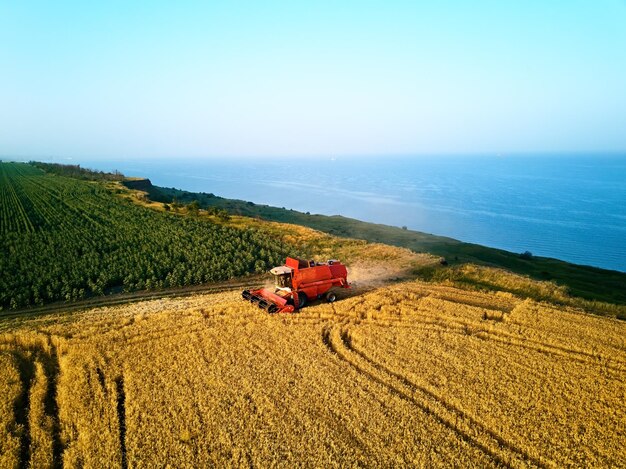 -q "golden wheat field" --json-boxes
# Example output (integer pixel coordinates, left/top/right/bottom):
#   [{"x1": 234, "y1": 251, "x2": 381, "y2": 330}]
[{"x1": 1, "y1": 275, "x2": 625, "y2": 468}]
